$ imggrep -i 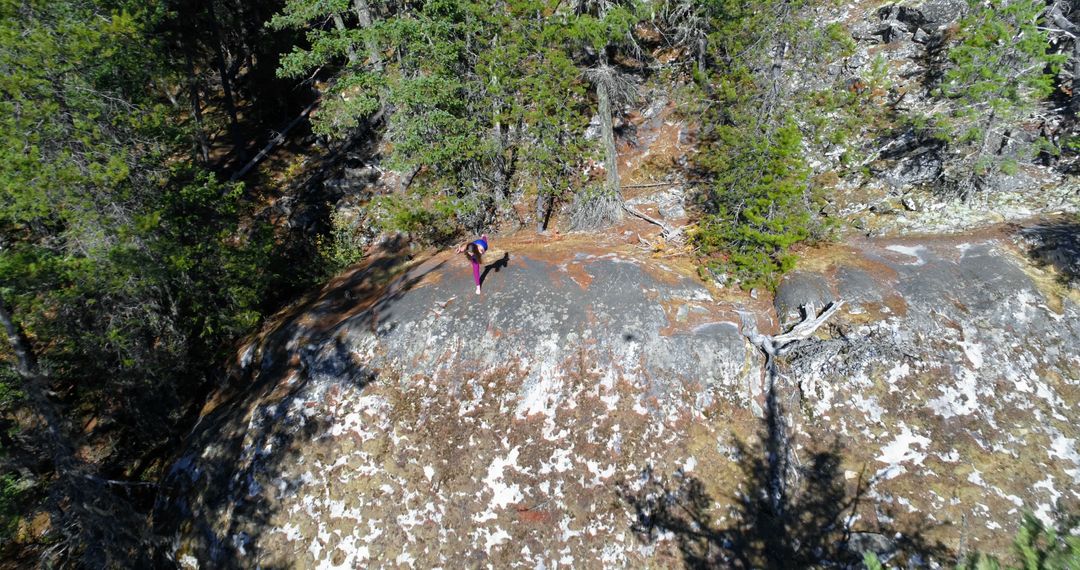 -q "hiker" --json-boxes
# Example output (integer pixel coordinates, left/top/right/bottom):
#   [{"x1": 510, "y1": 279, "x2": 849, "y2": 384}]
[{"x1": 456, "y1": 234, "x2": 488, "y2": 294}]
